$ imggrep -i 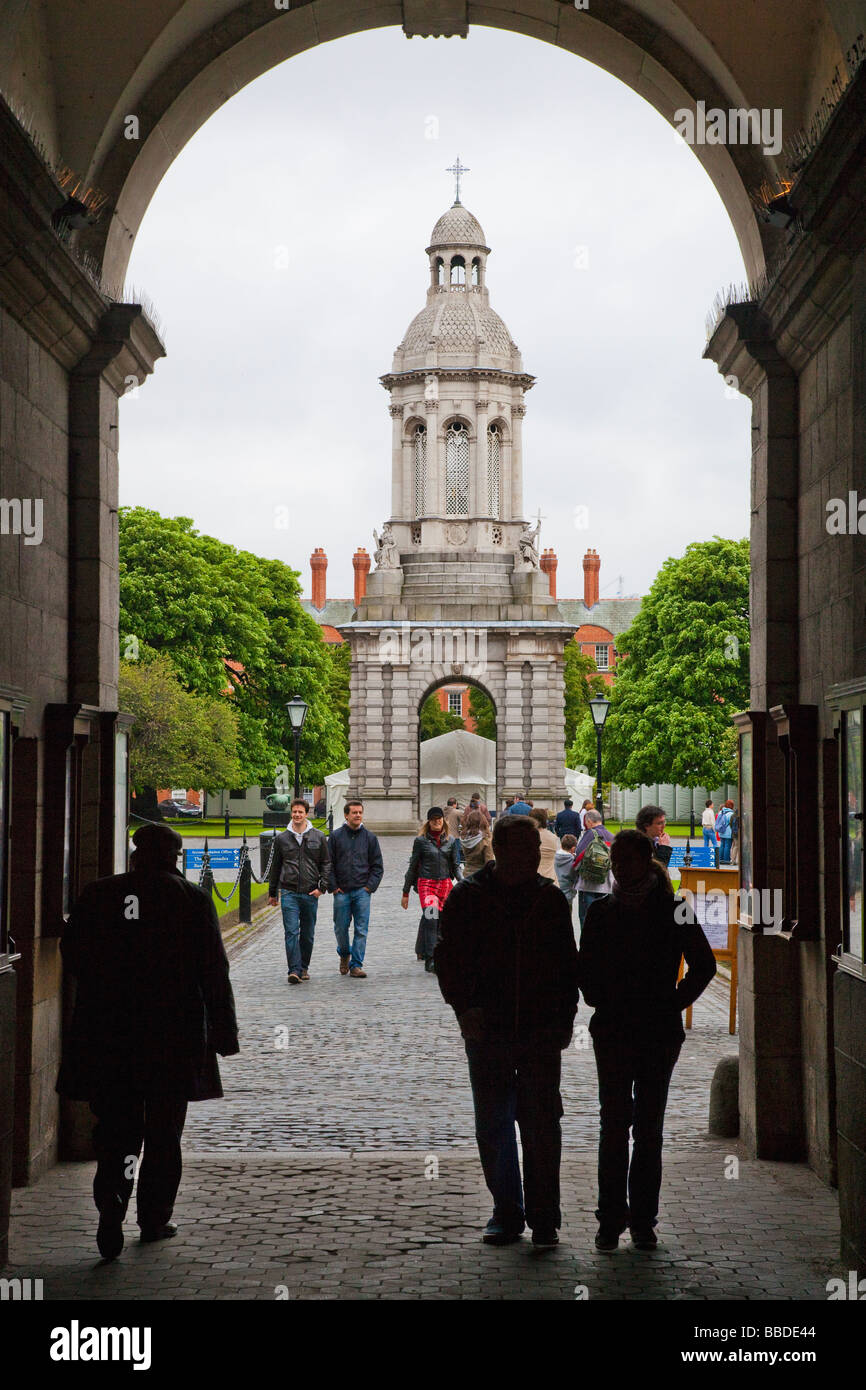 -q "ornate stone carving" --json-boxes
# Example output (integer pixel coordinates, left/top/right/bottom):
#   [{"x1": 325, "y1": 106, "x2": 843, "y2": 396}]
[
  {"x1": 513, "y1": 403, "x2": 527, "y2": 417},
  {"x1": 373, "y1": 522, "x2": 400, "y2": 569},
  {"x1": 476, "y1": 398, "x2": 489, "y2": 409},
  {"x1": 445, "y1": 522, "x2": 469, "y2": 547},
  {"x1": 389, "y1": 404, "x2": 404, "y2": 418},
  {"x1": 518, "y1": 520, "x2": 540, "y2": 569}
]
